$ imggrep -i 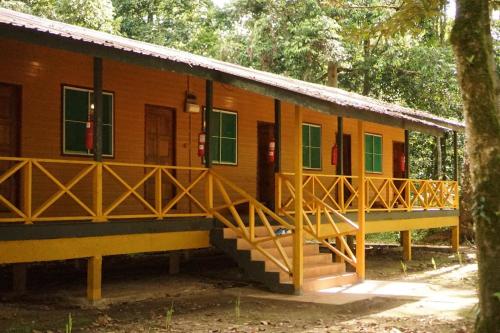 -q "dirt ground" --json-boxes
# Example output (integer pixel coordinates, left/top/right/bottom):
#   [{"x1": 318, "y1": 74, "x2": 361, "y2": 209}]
[{"x1": 0, "y1": 244, "x2": 478, "y2": 333}]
